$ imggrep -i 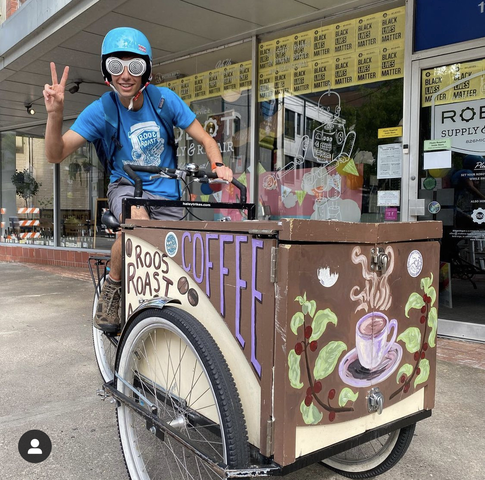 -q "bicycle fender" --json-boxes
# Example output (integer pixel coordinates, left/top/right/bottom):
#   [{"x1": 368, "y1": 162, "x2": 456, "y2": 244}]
[{"x1": 123, "y1": 296, "x2": 182, "y2": 331}]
